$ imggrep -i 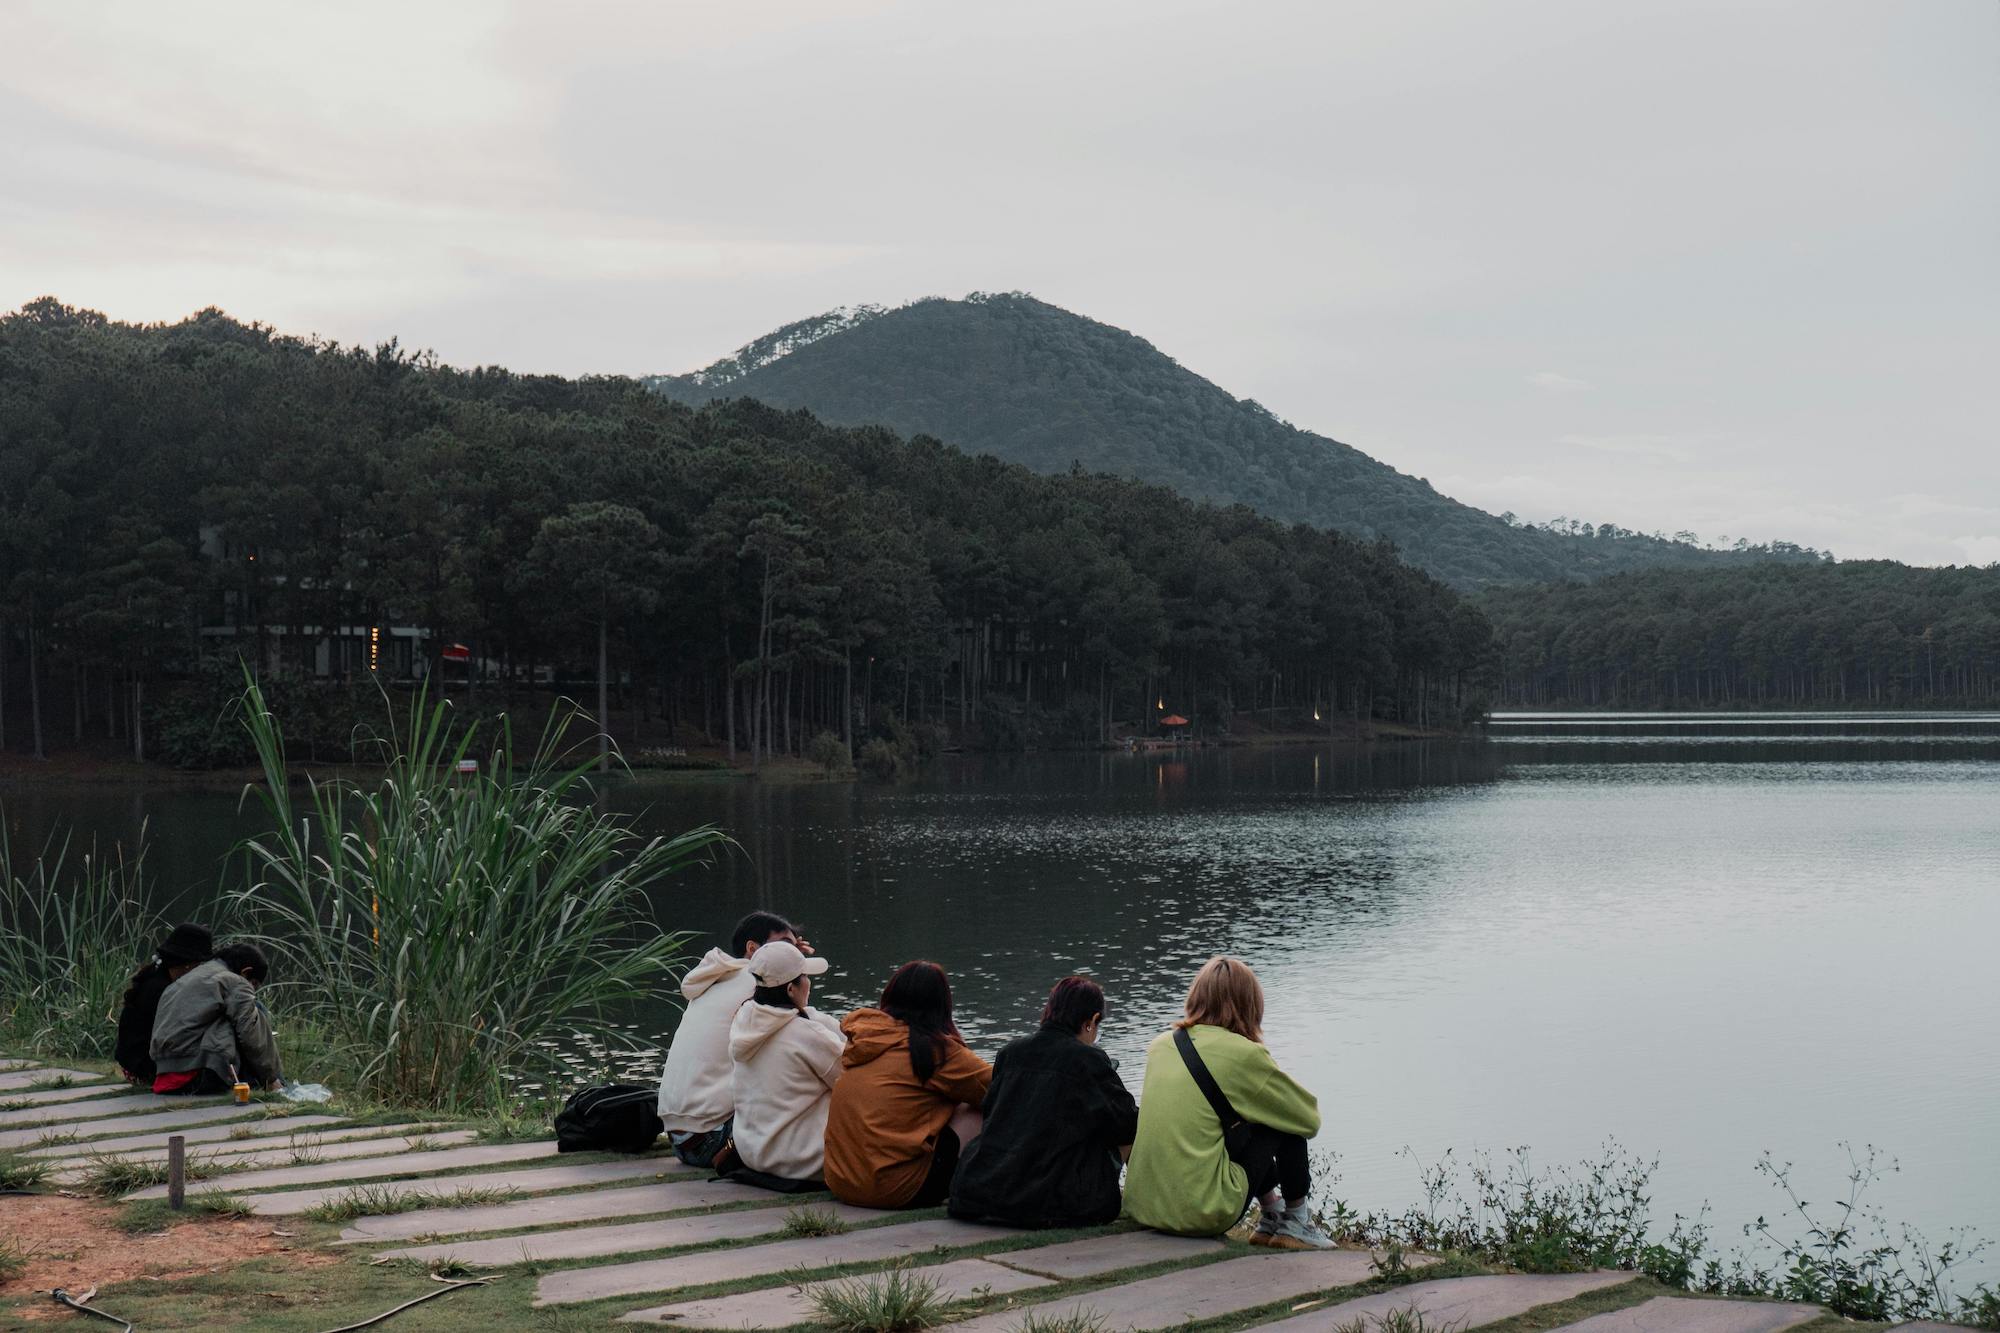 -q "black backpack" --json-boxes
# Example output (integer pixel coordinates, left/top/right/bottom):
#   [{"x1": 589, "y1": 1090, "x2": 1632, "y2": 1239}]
[{"x1": 553, "y1": 1083, "x2": 664, "y2": 1154}]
